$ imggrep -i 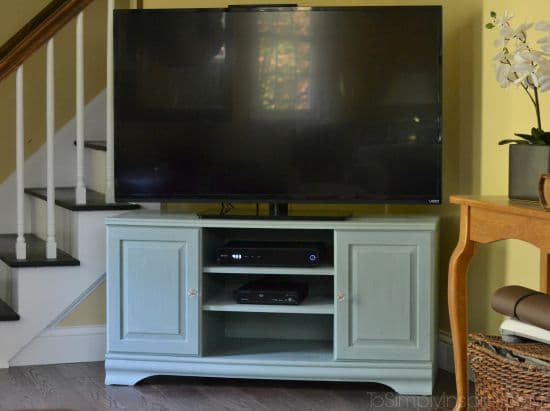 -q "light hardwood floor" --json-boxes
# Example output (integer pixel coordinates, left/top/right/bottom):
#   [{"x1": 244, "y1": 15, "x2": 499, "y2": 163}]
[{"x1": 0, "y1": 363, "x2": 465, "y2": 410}]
